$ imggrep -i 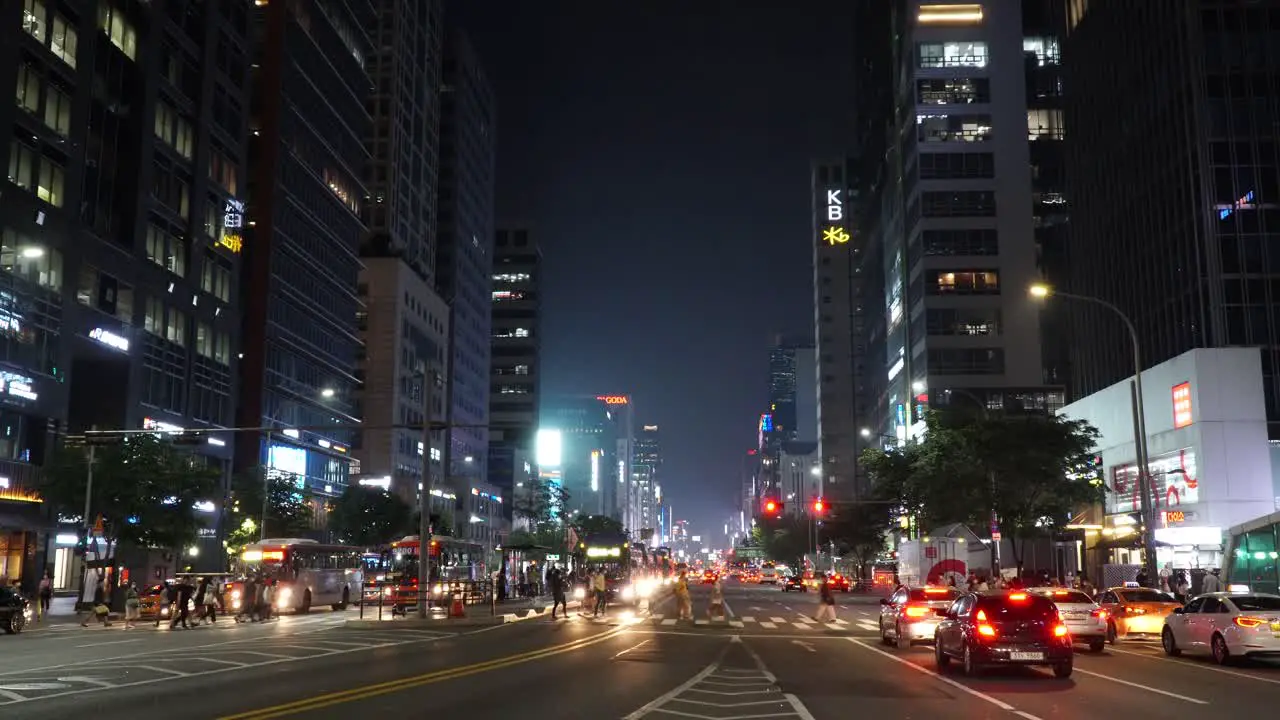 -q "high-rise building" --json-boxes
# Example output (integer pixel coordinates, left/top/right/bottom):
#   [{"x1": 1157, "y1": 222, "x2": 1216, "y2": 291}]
[
  {"x1": 488, "y1": 227, "x2": 541, "y2": 513},
  {"x1": 1062, "y1": 1, "x2": 1280, "y2": 433},
  {"x1": 435, "y1": 29, "x2": 496, "y2": 503},
  {"x1": 538, "y1": 395, "x2": 618, "y2": 520},
  {"x1": 4, "y1": 0, "x2": 251, "y2": 583},
  {"x1": 850, "y1": 0, "x2": 1068, "y2": 459},
  {"x1": 768, "y1": 336, "x2": 818, "y2": 444},
  {"x1": 633, "y1": 424, "x2": 660, "y2": 538},
  {"x1": 237, "y1": 1, "x2": 372, "y2": 500},
  {"x1": 353, "y1": 0, "x2": 451, "y2": 514}
]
